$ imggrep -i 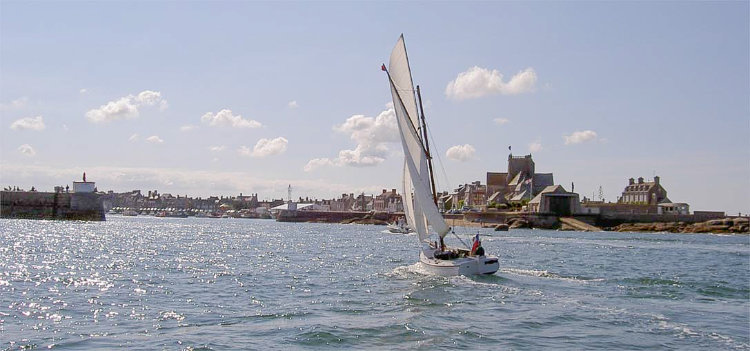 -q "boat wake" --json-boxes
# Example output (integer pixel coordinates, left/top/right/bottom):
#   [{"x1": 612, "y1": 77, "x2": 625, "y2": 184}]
[
  {"x1": 389, "y1": 262, "x2": 433, "y2": 277},
  {"x1": 390, "y1": 263, "x2": 508, "y2": 285},
  {"x1": 501, "y1": 268, "x2": 604, "y2": 283}
]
